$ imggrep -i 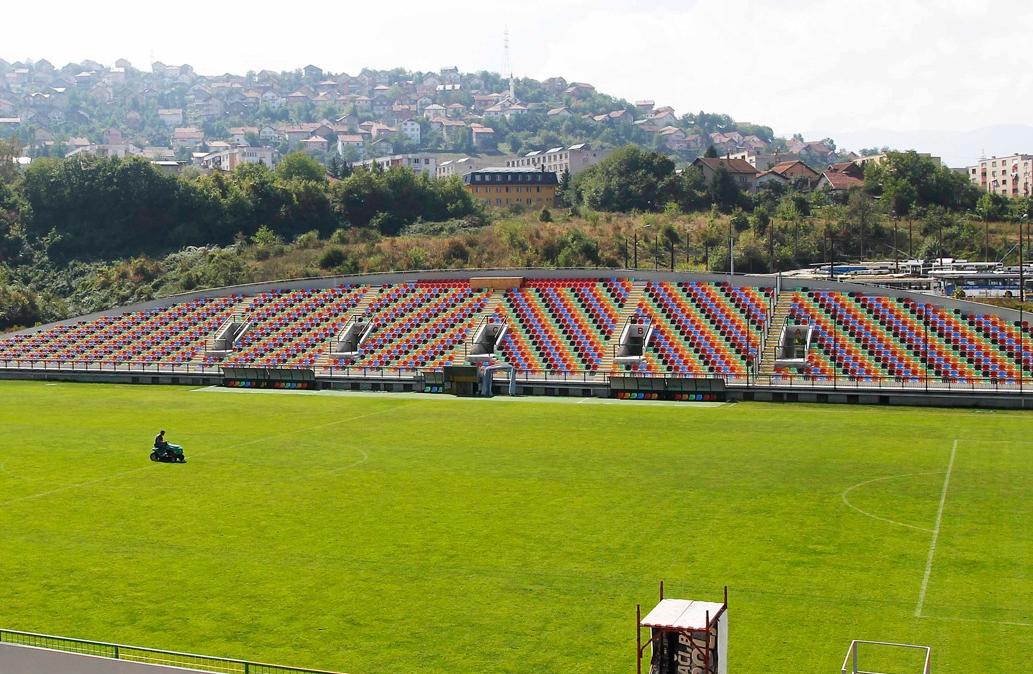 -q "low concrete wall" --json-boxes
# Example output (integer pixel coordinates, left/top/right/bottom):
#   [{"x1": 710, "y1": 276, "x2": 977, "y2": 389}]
[{"x1": 0, "y1": 643, "x2": 213, "y2": 674}]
